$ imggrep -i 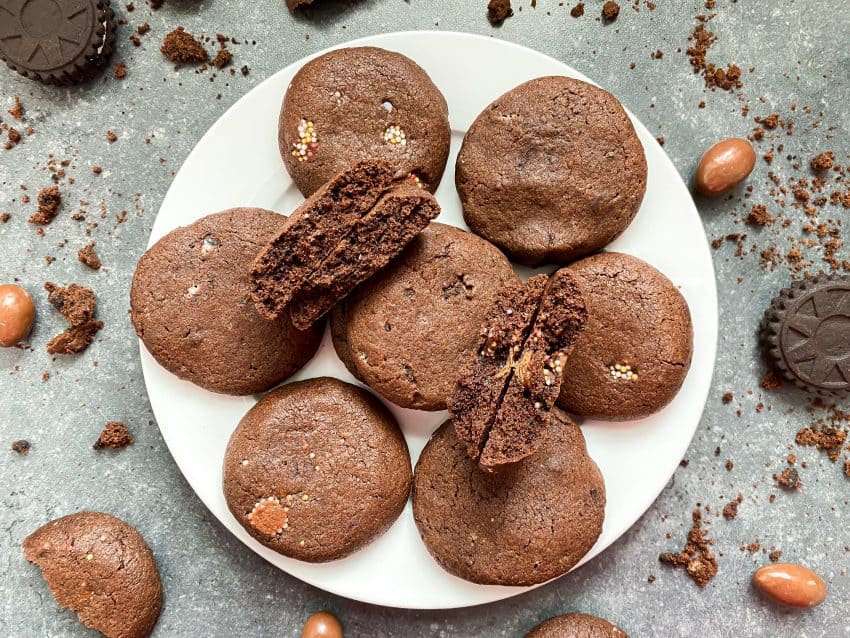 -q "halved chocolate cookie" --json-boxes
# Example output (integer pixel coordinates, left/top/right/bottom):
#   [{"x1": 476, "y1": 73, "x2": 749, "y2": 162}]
[
  {"x1": 449, "y1": 269, "x2": 587, "y2": 471},
  {"x1": 250, "y1": 160, "x2": 439, "y2": 327}
]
